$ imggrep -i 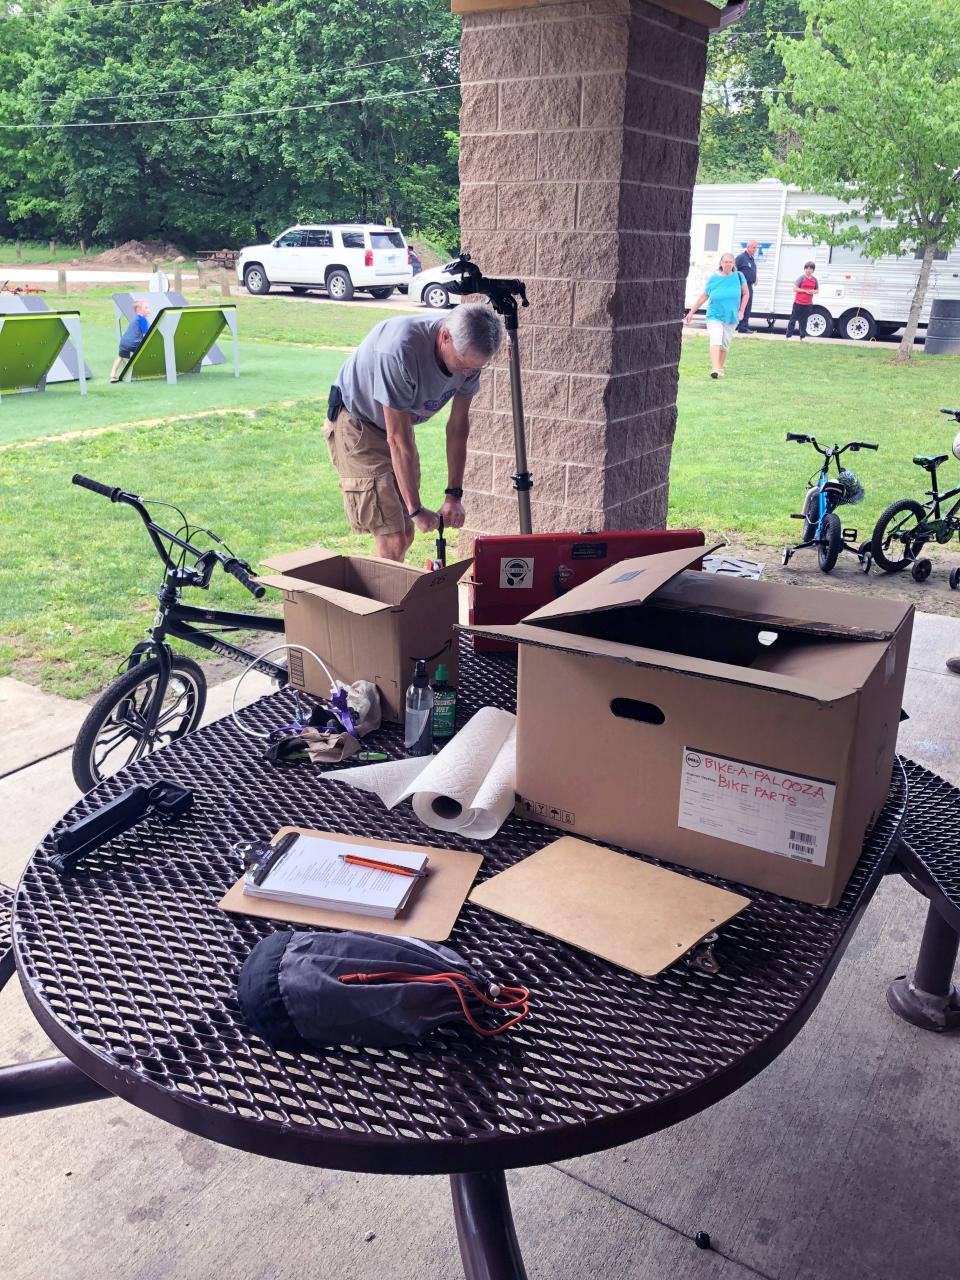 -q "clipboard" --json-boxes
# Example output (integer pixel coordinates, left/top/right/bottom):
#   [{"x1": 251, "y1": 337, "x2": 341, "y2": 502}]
[
  {"x1": 219, "y1": 827, "x2": 483, "y2": 942},
  {"x1": 469, "y1": 836, "x2": 750, "y2": 977}
]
